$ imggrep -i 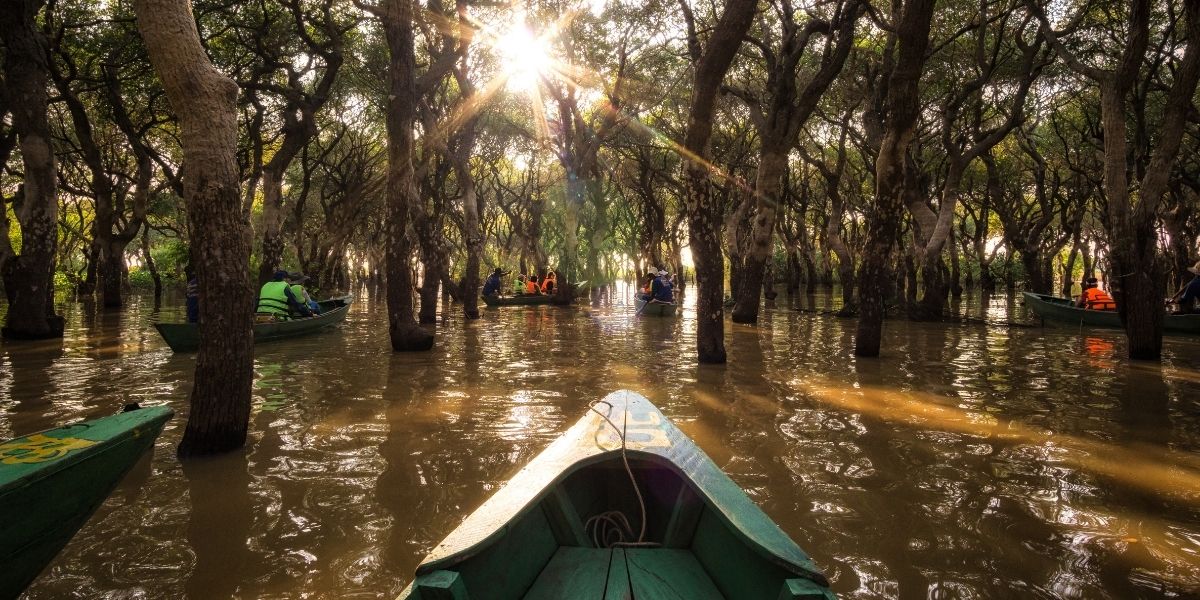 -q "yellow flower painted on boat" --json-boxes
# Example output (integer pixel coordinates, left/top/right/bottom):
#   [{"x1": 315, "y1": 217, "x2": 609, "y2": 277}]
[{"x1": 0, "y1": 434, "x2": 97, "y2": 464}]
